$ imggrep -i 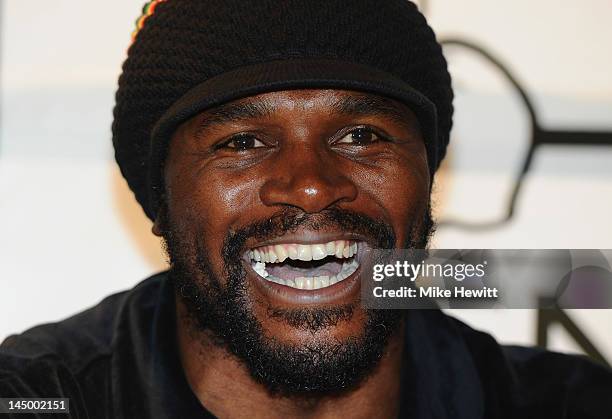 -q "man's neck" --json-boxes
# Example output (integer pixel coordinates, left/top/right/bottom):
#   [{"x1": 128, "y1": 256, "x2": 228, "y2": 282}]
[{"x1": 176, "y1": 298, "x2": 405, "y2": 419}]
